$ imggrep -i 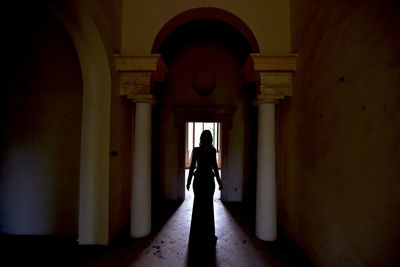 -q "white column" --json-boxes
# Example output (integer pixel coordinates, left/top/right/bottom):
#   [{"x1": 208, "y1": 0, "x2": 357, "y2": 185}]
[
  {"x1": 131, "y1": 102, "x2": 152, "y2": 237},
  {"x1": 256, "y1": 102, "x2": 277, "y2": 241}
]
